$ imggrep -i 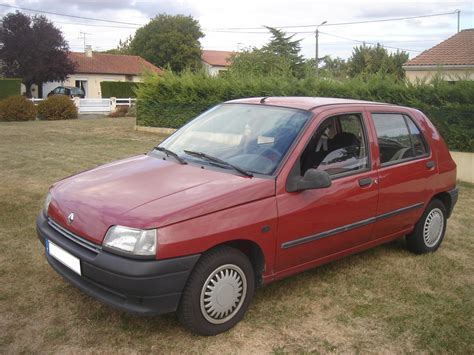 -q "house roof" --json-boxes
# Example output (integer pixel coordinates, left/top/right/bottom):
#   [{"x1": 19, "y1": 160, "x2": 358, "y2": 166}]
[
  {"x1": 404, "y1": 29, "x2": 474, "y2": 67},
  {"x1": 69, "y1": 52, "x2": 162, "y2": 75},
  {"x1": 201, "y1": 50, "x2": 235, "y2": 67}
]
